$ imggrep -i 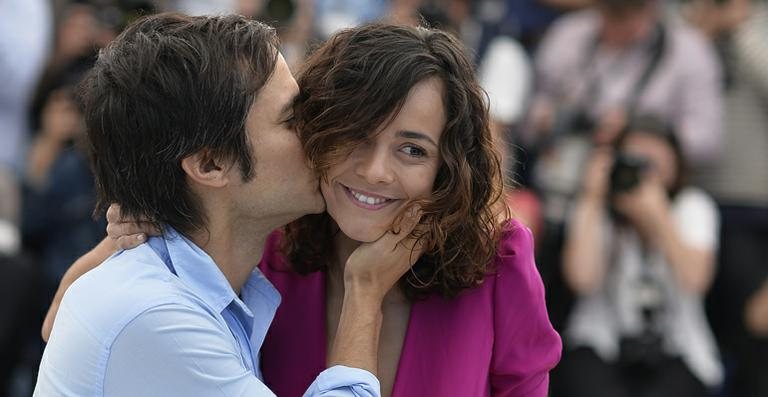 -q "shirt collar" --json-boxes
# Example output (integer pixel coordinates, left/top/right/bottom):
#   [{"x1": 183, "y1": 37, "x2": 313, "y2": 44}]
[
  {"x1": 240, "y1": 266, "x2": 282, "y2": 349},
  {"x1": 158, "y1": 226, "x2": 279, "y2": 320}
]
